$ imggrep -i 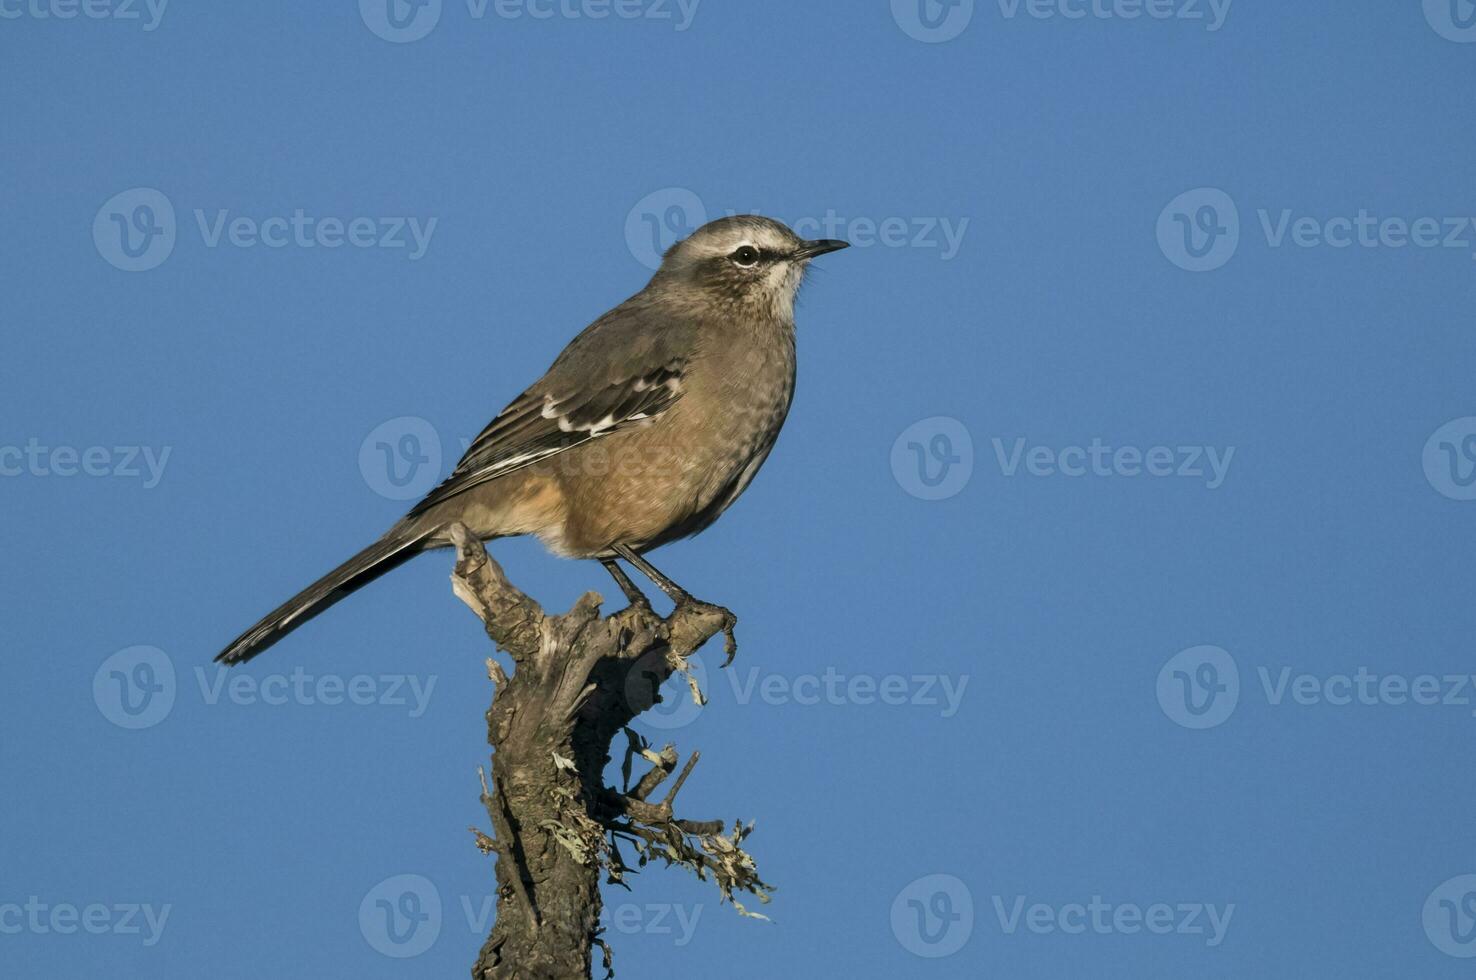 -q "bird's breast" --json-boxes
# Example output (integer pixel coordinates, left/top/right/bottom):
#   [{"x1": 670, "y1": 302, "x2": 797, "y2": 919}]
[
  {"x1": 648, "y1": 333, "x2": 796, "y2": 538},
  {"x1": 551, "y1": 331, "x2": 796, "y2": 555}
]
